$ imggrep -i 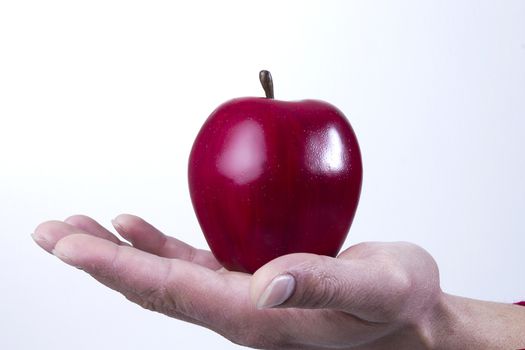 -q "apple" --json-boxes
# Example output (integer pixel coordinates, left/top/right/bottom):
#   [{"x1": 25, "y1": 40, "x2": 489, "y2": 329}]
[{"x1": 188, "y1": 71, "x2": 362, "y2": 273}]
